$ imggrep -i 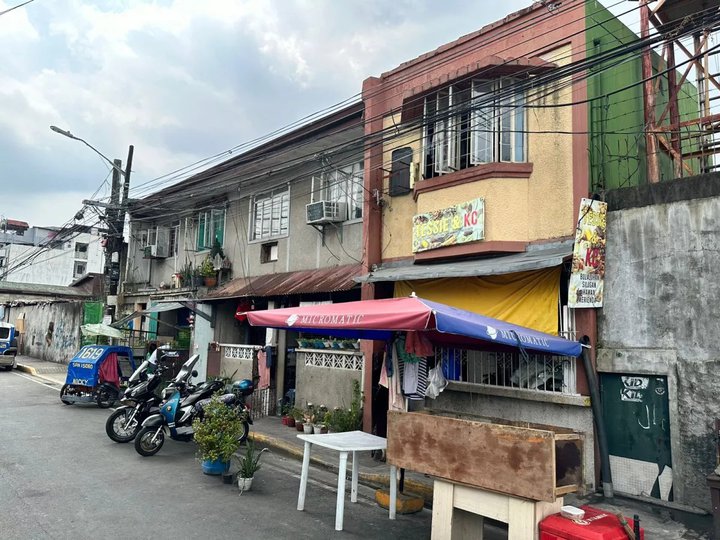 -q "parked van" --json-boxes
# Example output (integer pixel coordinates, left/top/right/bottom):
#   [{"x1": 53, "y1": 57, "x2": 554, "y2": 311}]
[{"x1": 0, "y1": 322, "x2": 18, "y2": 370}]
